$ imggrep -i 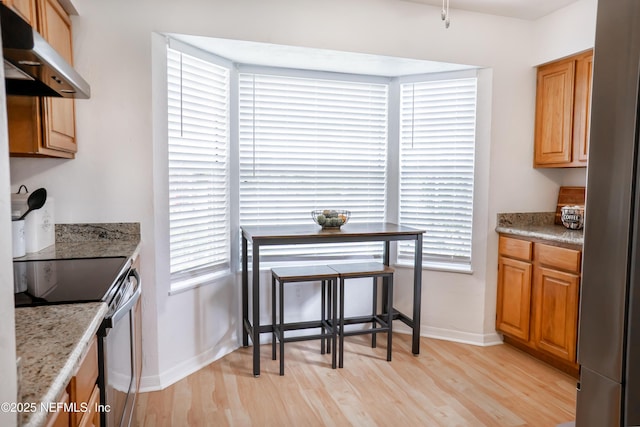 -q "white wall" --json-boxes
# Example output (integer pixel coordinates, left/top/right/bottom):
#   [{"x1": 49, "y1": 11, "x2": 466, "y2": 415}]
[{"x1": 6, "y1": 0, "x2": 597, "y2": 389}]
